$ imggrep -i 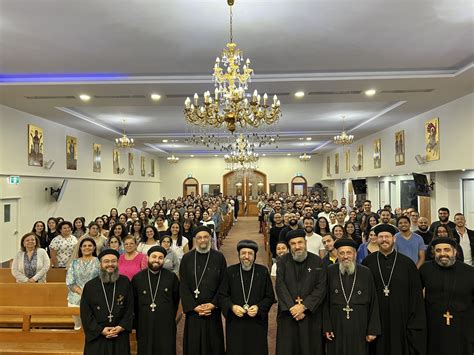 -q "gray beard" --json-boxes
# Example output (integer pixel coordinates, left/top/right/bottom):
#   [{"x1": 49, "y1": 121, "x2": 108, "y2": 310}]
[
  {"x1": 339, "y1": 261, "x2": 356, "y2": 275},
  {"x1": 196, "y1": 243, "x2": 211, "y2": 254},
  {"x1": 100, "y1": 268, "x2": 120, "y2": 283},
  {"x1": 241, "y1": 261, "x2": 254, "y2": 271},
  {"x1": 435, "y1": 255, "x2": 456, "y2": 268},
  {"x1": 291, "y1": 250, "x2": 308, "y2": 263}
]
